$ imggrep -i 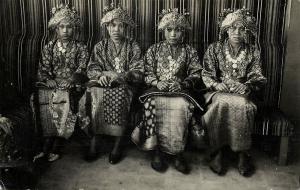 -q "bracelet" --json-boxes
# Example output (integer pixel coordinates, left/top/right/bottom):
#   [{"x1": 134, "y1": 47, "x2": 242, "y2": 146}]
[
  {"x1": 151, "y1": 80, "x2": 158, "y2": 86},
  {"x1": 212, "y1": 82, "x2": 219, "y2": 88}
]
